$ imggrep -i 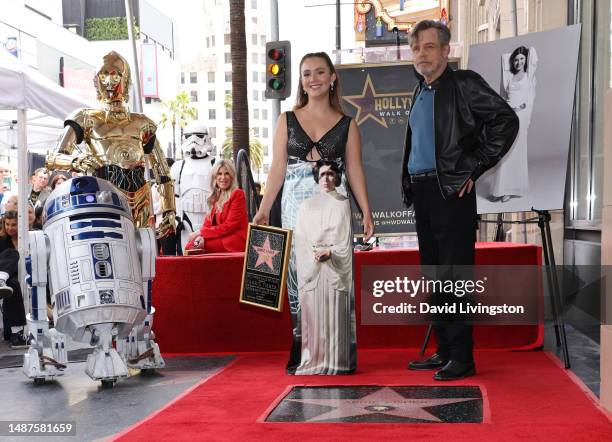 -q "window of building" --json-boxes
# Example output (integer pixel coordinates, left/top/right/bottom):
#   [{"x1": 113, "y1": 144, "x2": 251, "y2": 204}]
[
  {"x1": 206, "y1": 37, "x2": 210, "y2": 47},
  {"x1": 209, "y1": 127, "x2": 216, "y2": 138},
  {"x1": 208, "y1": 72, "x2": 215, "y2": 83},
  {"x1": 262, "y1": 109, "x2": 268, "y2": 120},
  {"x1": 253, "y1": 109, "x2": 259, "y2": 119},
  {"x1": 225, "y1": 72, "x2": 232, "y2": 82},
  {"x1": 252, "y1": 34, "x2": 257, "y2": 45},
  {"x1": 252, "y1": 90, "x2": 258, "y2": 101},
  {"x1": 190, "y1": 72, "x2": 197, "y2": 83},
  {"x1": 253, "y1": 127, "x2": 259, "y2": 137},
  {"x1": 252, "y1": 52, "x2": 258, "y2": 63},
  {"x1": 226, "y1": 109, "x2": 232, "y2": 119},
  {"x1": 180, "y1": 72, "x2": 185, "y2": 84},
  {"x1": 263, "y1": 145, "x2": 268, "y2": 155},
  {"x1": 252, "y1": 71, "x2": 258, "y2": 82},
  {"x1": 260, "y1": 35, "x2": 266, "y2": 46},
  {"x1": 190, "y1": 90, "x2": 198, "y2": 102},
  {"x1": 261, "y1": 53, "x2": 266, "y2": 64},
  {"x1": 262, "y1": 127, "x2": 268, "y2": 138},
  {"x1": 211, "y1": 35, "x2": 215, "y2": 46},
  {"x1": 209, "y1": 109, "x2": 216, "y2": 120},
  {"x1": 208, "y1": 90, "x2": 215, "y2": 101},
  {"x1": 224, "y1": 53, "x2": 231, "y2": 63},
  {"x1": 252, "y1": 16, "x2": 257, "y2": 25},
  {"x1": 251, "y1": 0, "x2": 257, "y2": 9},
  {"x1": 224, "y1": 33, "x2": 230, "y2": 45}
]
